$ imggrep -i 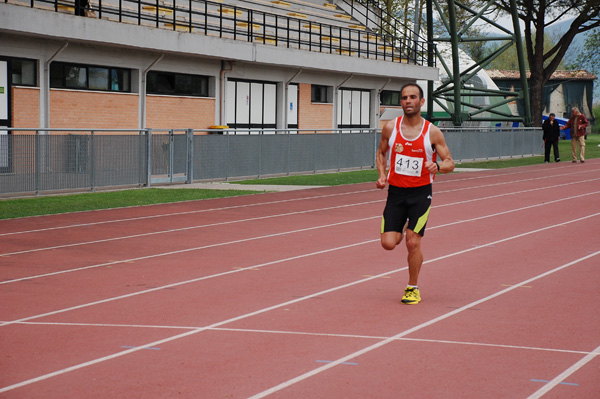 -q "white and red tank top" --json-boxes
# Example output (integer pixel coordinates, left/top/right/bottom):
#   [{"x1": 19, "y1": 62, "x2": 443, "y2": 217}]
[{"x1": 387, "y1": 116, "x2": 437, "y2": 188}]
